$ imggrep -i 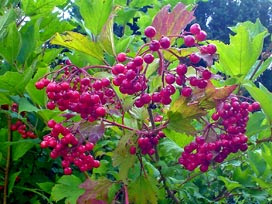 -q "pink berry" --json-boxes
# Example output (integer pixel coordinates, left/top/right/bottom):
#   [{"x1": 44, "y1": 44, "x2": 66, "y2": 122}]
[
  {"x1": 130, "y1": 146, "x2": 136, "y2": 154},
  {"x1": 117, "y1": 52, "x2": 126, "y2": 62},
  {"x1": 144, "y1": 26, "x2": 156, "y2": 38},
  {"x1": 160, "y1": 36, "x2": 170, "y2": 49},
  {"x1": 64, "y1": 167, "x2": 72, "y2": 175},
  {"x1": 184, "y1": 35, "x2": 195, "y2": 47},
  {"x1": 196, "y1": 30, "x2": 207, "y2": 41},
  {"x1": 143, "y1": 54, "x2": 154, "y2": 64},
  {"x1": 176, "y1": 64, "x2": 187, "y2": 76},
  {"x1": 149, "y1": 40, "x2": 160, "y2": 51},
  {"x1": 95, "y1": 107, "x2": 106, "y2": 117},
  {"x1": 206, "y1": 44, "x2": 217, "y2": 55},
  {"x1": 202, "y1": 70, "x2": 212, "y2": 80},
  {"x1": 165, "y1": 74, "x2": 175, "y2": 84},
  {"x1": 181, "y1": 87, "x2": 192, "y2": 97},
  {"x1": 190, "y1": 54, "x2": 201, "y2": 64},
  {"x1": 190, "y1": 23, "x2": 201, "y2": 35}
]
